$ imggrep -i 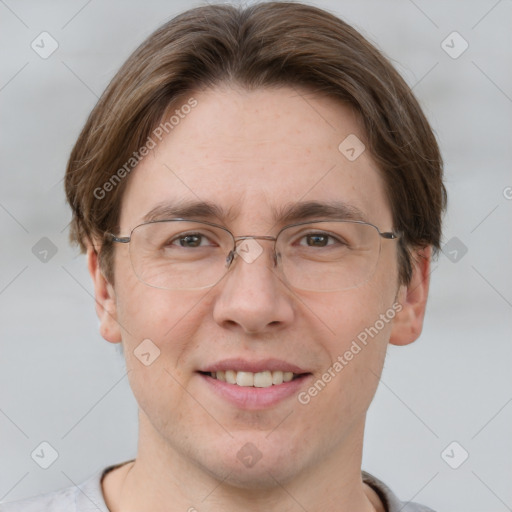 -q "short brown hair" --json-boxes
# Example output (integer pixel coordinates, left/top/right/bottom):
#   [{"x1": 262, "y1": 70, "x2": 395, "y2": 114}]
[{"x1": 65, "y1": 1, "x2": 446, "y2": 285}]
